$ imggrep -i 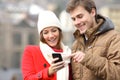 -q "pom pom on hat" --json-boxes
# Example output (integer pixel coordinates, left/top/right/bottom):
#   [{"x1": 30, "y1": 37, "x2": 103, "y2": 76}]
[{"x1": 37, "y1": 10, "x2": 62, "y2": 34}]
